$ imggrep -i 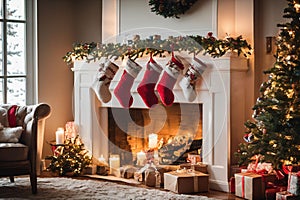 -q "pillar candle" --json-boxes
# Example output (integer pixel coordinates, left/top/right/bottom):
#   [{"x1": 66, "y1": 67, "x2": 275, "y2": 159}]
[
  {"x1": 109, "y1": 154, "x2": 120, "y2": 176},
  {"x1": 136, "y1": 150, "x2": 146, "y2": 166},
  {"x1": 148, "y1": 133, "x2": 158, "y2": 149},
  {"x1": 55, "y1": 128, "x2": 65, "y2": 144}
]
